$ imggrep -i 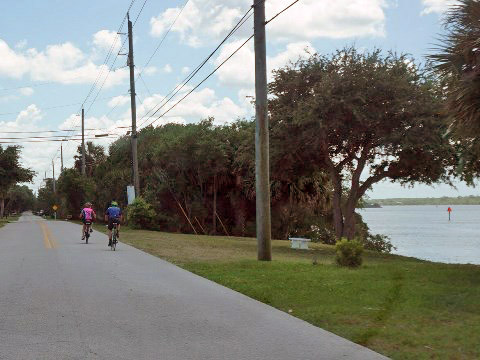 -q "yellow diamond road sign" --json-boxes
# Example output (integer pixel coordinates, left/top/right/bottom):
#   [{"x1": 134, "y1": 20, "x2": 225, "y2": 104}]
[{"x1": 52, "y1": 205, "x2": 58, "y2": 211}]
